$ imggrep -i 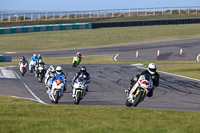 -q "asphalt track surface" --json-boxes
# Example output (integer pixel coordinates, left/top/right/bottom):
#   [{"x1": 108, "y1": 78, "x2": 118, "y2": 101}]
[{"x1": 1, "y1": 38, "x2": 200, "y2": 112}]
